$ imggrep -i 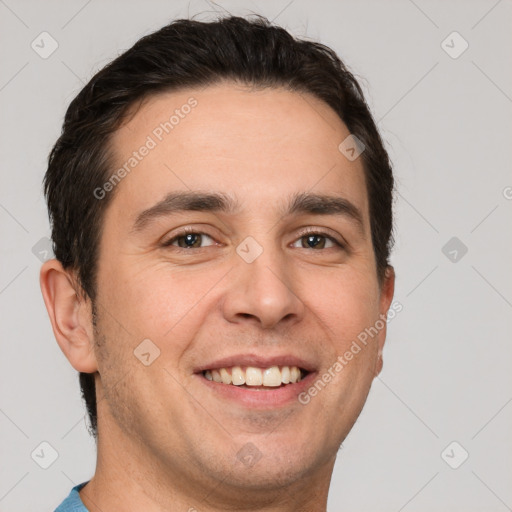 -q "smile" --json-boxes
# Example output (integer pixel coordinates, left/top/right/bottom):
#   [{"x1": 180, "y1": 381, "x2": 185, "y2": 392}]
[
  {"x1": 195, "y1": 354, "x2": 317, "y2": 406},
  {"x1": 203, "y1": 365, "x2": 307, "y2": 388}
]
